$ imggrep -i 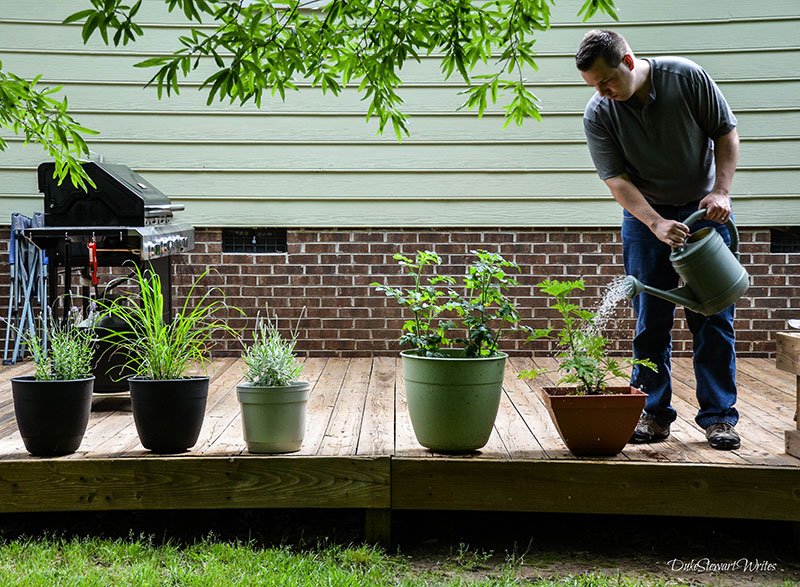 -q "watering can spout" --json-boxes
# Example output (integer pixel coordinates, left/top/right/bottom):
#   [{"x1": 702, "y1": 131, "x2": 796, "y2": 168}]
[{"x1": 621, "y1": 276, "x2": 702, "y2": 313}]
